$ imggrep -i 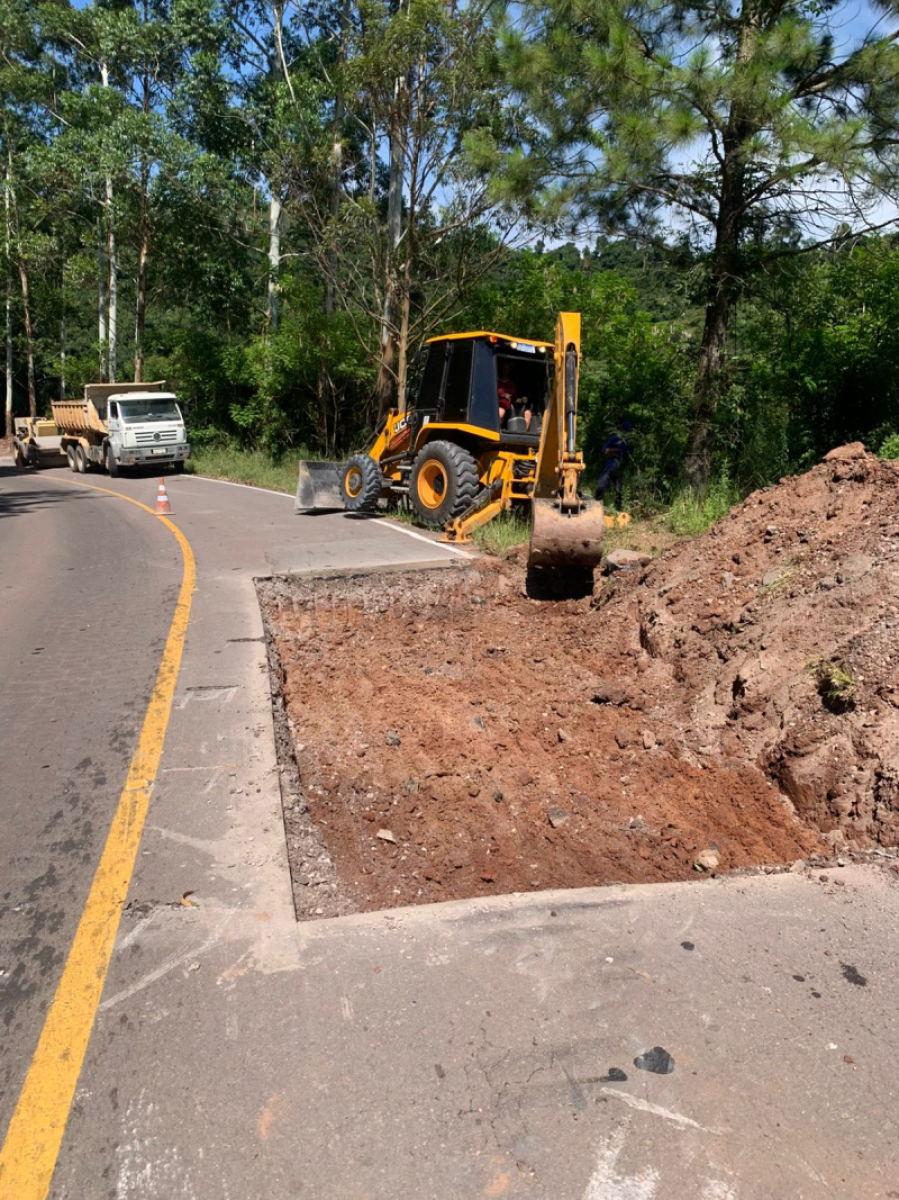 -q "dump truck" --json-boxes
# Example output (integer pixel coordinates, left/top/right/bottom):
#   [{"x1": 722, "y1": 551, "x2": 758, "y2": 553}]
[
  {"x1": 297, "y1": 312, "x2": 607, "y2": 570},
  {"x1": 11, "y1": 416, "x2": 68, "y2": 469},
  {"x1": 51, "y1": 381, "x2": 190, "y2": 476}
]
